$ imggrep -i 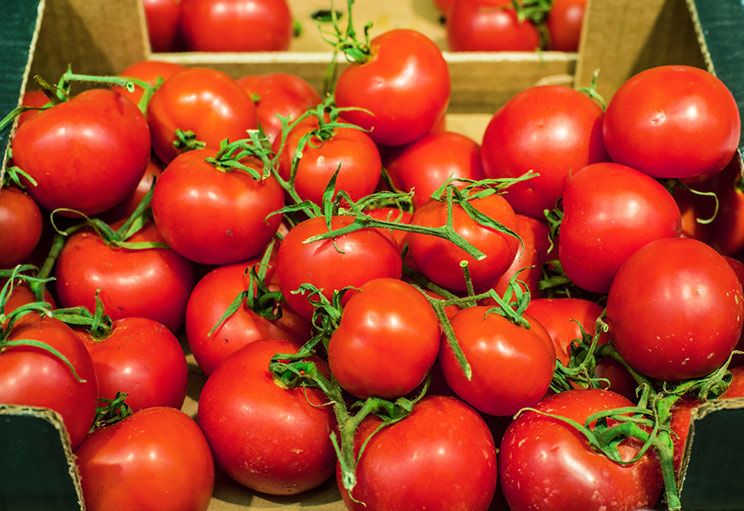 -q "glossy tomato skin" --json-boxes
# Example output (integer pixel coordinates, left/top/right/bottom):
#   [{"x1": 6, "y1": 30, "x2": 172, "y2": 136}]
[
  {"x1": 148, "y1": 68, "x2": 257, "y2": 164},
  {"x1": 276, "y1": 216, "x2": 403, "y2": 320},
  {"x1": 0, "y1": 188, "x2": 42, "y2": 267},
  {"x1": 55, "y1": 222, "x2": 194, "y2": 332},
  {"x1": 0, "y1": 317, "x2": 97, "y2": 448},
  {"x1": 335, "y1": 29, "x2": 450, "y2": 147},
  {"x1": 115, "y1": 60, "x2": 185, "y2": 107},
  {"x1": 12, "y1": 89, "x2": 150, "y2": 214},
  {"x1": 103, "y1": 160, "x2": 162, "y2": 223},
  {"x1": 500, "y1": 389, "x2": 662, "y2": 511},
  {"x1": 198, "y1": 340, "x2": 335, "y2": 494},
  {"x1": 143, "y1": 0, "x2": 182, "y2": 52},
  {"x1": 607, "y1": 238, "x2": 744, "y2": 381},
  {"x1": 481, "y1": 85, "x2": 606, "y2": 219},
  {"x1": 76, "y1": 407, "x2": 214, "y2": 511},
  {"x1": 385, "y1": 131, "x2": 484, "y2": 208},
  {"x1": 492, "y1": 214, "x2": 549, "y2": 296},
  {"x1": 17, "y1": 90, "x2": 48, "y2": 126},
  {"x1": 186, "y1": 261, "x2": 310, "y2": 375},
  {"x1": 152, "y1": 149, "x2": 283, "y2": 265},
  {"x1": 180, "y1": 0, "x2": 291, "y2": 51},
  {"x1": 440, "y1": 306, "x2": 554, "y2": 416},
  {"x1": 328, "y1": 278, "x2": 440, "y2": 398},
  {"x1": 560, "y1": 162, "x2": 682, "y2": 293},
  {"x1": 546, "y1": 0, "x2": 586, "y2": 51},
  {"x1": 604, "y1": 66, "x2": 740, "y2": 180},
  {"x1": 80, "y1": 318, "x2": 187, "y2": 411},
  {"x1": 447, "y1": 0, "x2": 539, "y2": 51},
  {"x1": 342, "y1": 395, "x2": 497, "y2": 511}
]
